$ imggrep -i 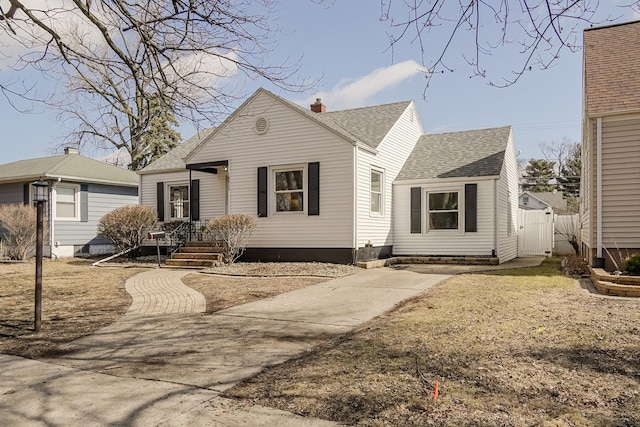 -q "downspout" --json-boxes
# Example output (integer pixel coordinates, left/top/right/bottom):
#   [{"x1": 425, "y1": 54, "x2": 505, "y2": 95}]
[
  {"x1": 189, "y1": 168, "x2": 193, "y2": 241},
  {"x1": 49, "y1": 178, "x2": 61, "y2": 258},
  {"x1": 352, "y1": 145, "x2": 358, "y2": 264},
  {"x1": 493, "y1": 179, "x2": 498, "y2": 258},
  {"x1": 596, "y1": 117, "x2": 603, "y2": 258}
]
